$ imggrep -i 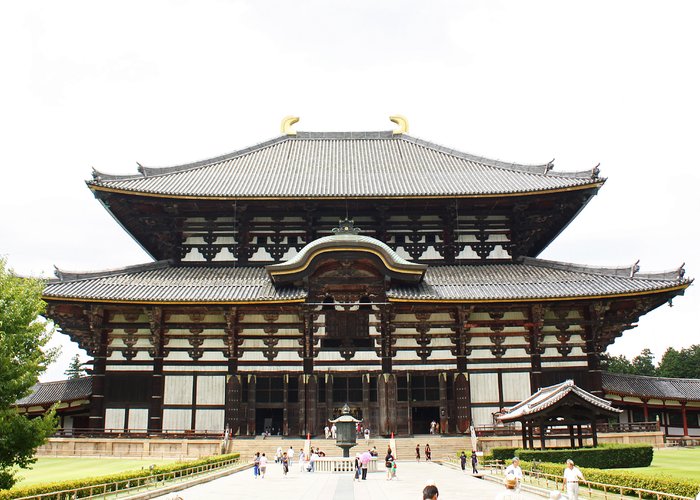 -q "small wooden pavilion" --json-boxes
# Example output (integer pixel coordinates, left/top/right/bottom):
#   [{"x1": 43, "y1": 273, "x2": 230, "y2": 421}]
[{"x1": 498, "y1": 380, "x2": 622, "y2": 449}]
